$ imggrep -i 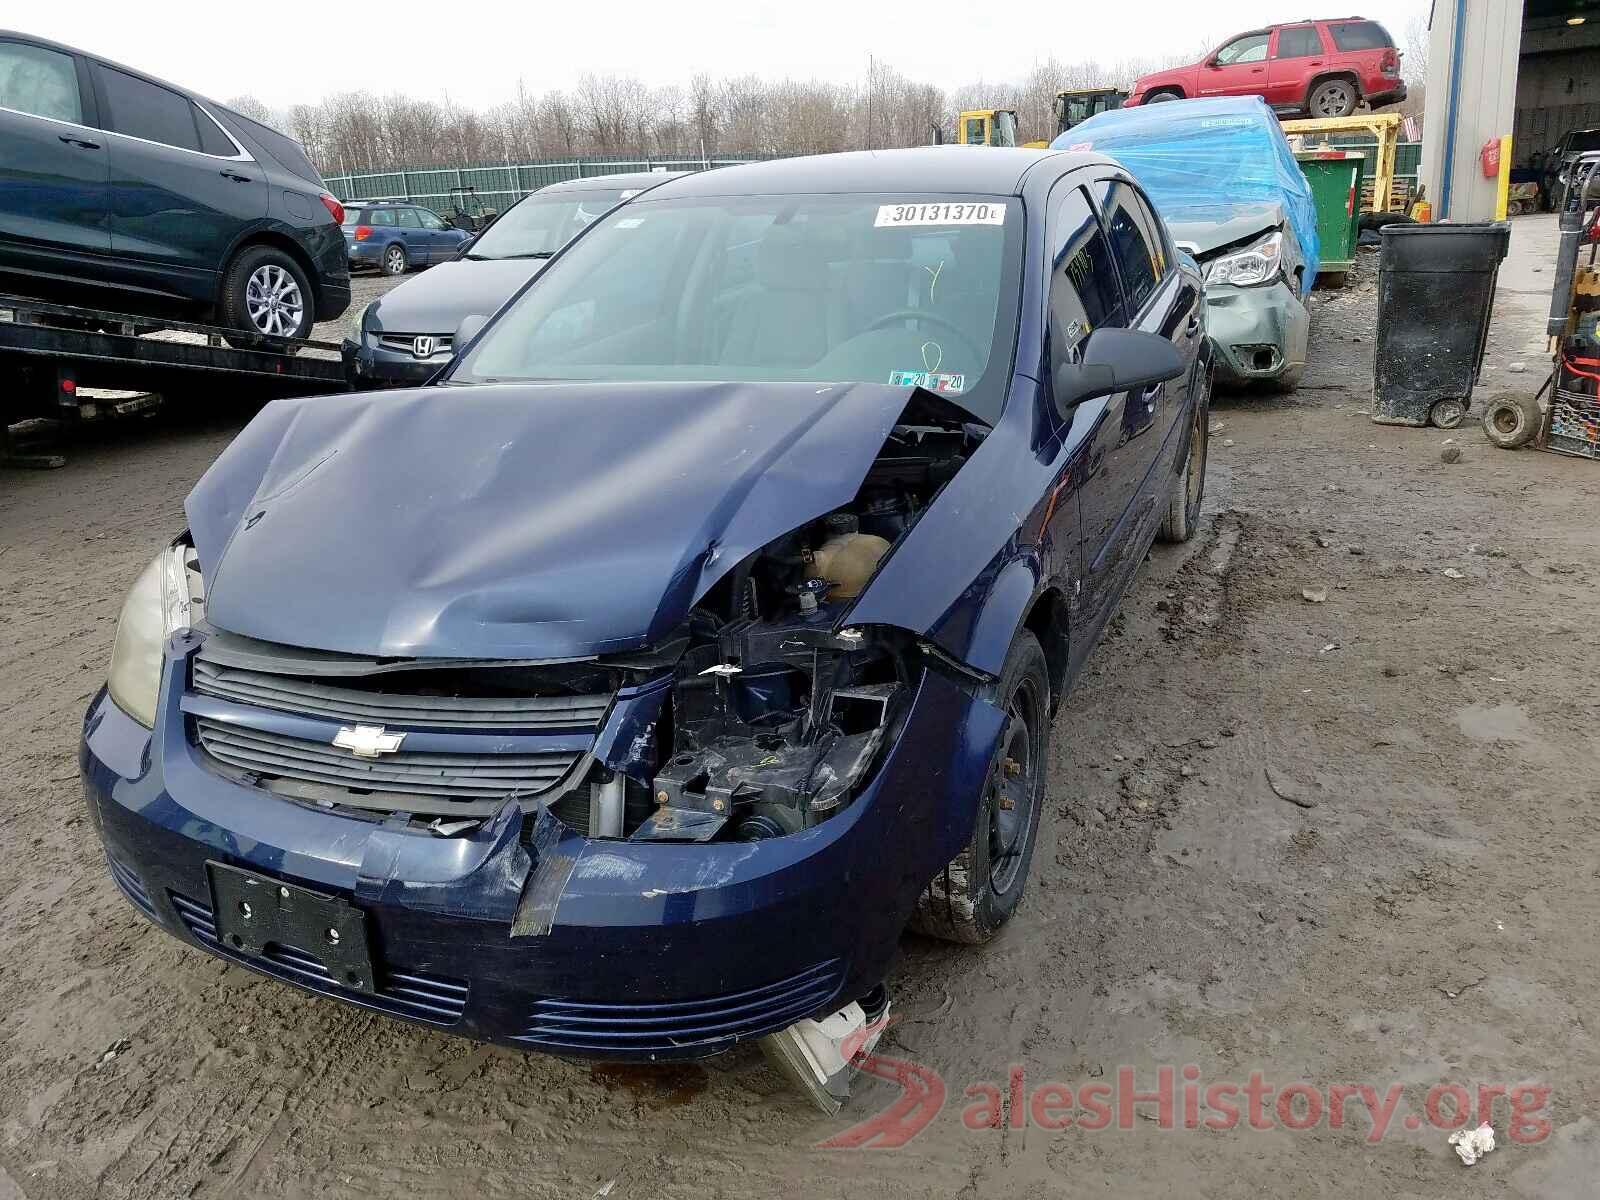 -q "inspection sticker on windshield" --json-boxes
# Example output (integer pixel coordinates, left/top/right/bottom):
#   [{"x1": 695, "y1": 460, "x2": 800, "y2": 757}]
[
  {"x1": 875, "y1": 202, "x2": 1005, "y2": 227},
  {"x1": 889, "y1": 369, "x2": 966, "y2": 393}
]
